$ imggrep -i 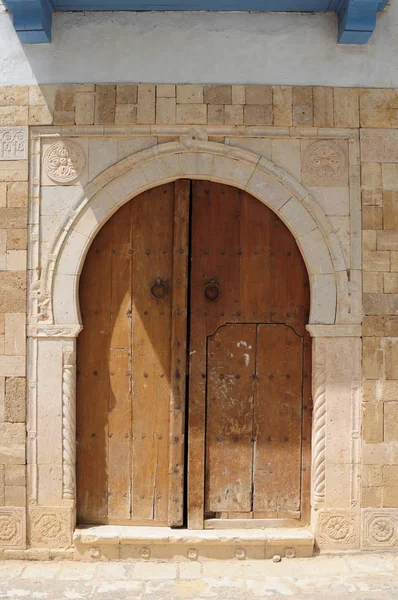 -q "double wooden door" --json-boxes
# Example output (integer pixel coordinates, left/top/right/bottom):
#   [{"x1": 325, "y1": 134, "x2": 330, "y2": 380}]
[{"x1": 76, "y1": 180, "x2": 311, "y2": 528}]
